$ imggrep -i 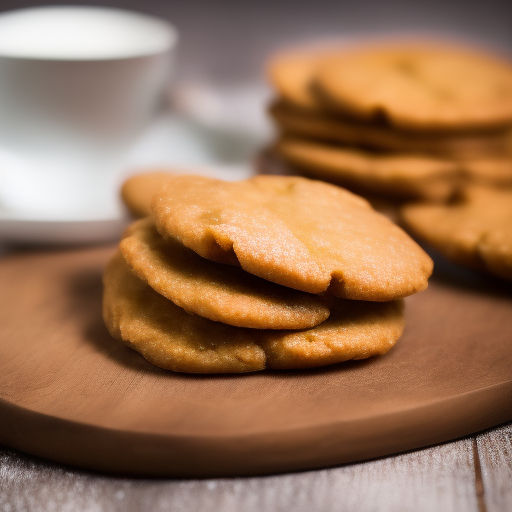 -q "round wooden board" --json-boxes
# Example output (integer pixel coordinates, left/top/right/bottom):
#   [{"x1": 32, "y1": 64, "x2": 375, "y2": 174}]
[{"x1": 0, "y1": 246, "x2": 511, "y2": 478}]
